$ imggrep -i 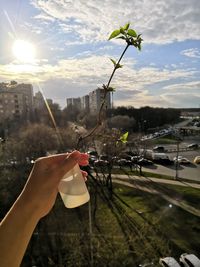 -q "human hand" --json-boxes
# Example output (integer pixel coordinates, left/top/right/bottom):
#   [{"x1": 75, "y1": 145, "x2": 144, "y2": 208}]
[{"x1": 19, "y1": 151, "x2": 89, "y2": 220}]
